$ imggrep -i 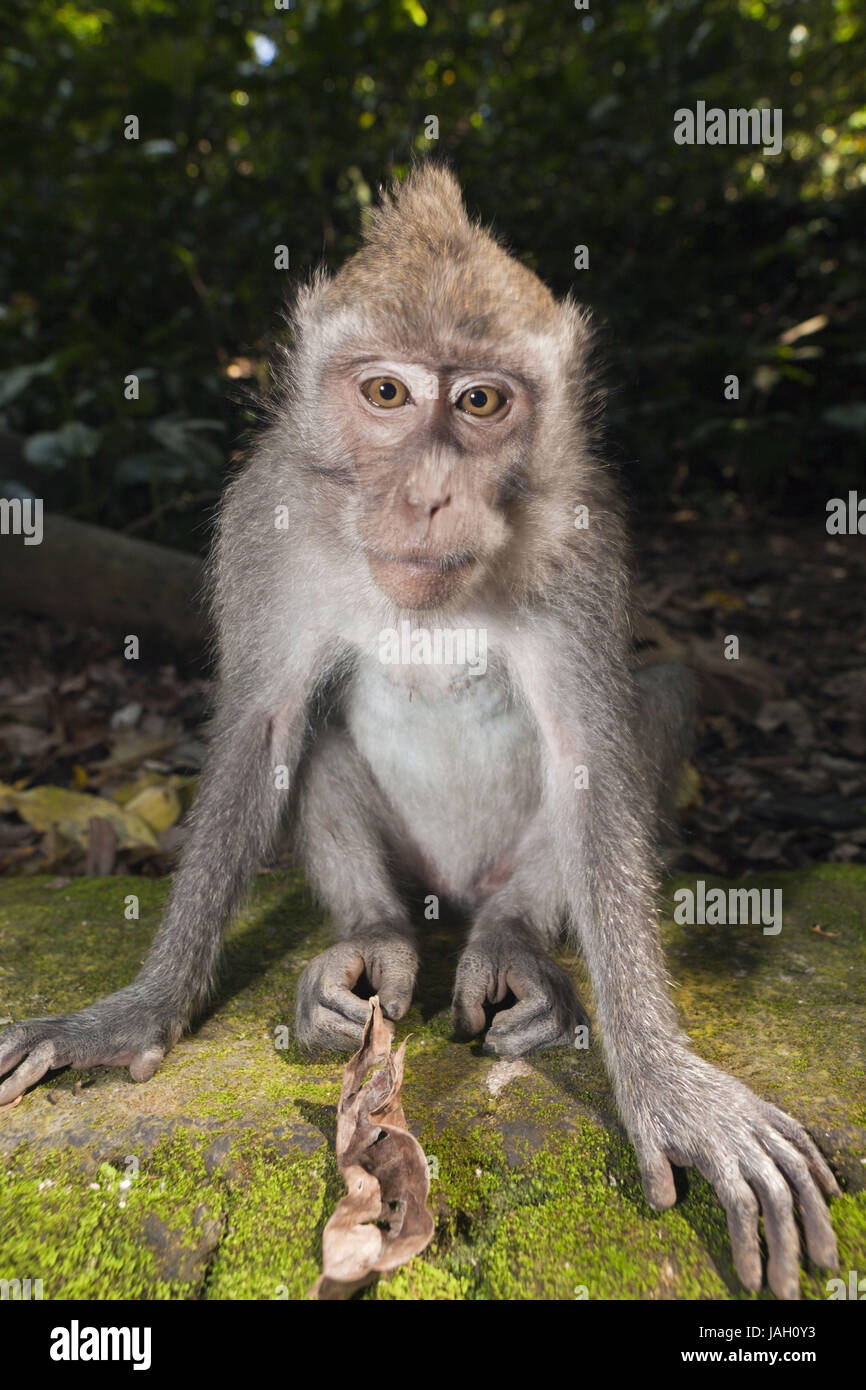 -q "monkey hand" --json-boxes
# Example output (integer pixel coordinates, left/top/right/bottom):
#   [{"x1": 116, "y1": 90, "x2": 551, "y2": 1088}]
[
  {"x1": 294, "y1": 933, "x2": 418, "y2": 1052},
  {"x1": 451, "y1": 926, "x2": 586, "y2": 1055},
  {"x1": 0, "y1": 986, "x2": 178, "y2": 1105},
  {"x1": 627, "y1": 1048, "x2": 840, "y2": 1300}
]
